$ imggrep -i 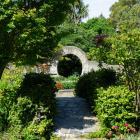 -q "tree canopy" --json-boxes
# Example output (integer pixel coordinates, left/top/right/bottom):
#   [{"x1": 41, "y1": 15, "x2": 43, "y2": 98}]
[
  {"x1": 0, "y1": 0, "x2": 76, "y2": 79},
  {"x1": 110, "y1": 0, "x2": 140, "y2": 31},
  {"x1": 58, "y1": 16, "x2": 115, "y2": 53}
]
